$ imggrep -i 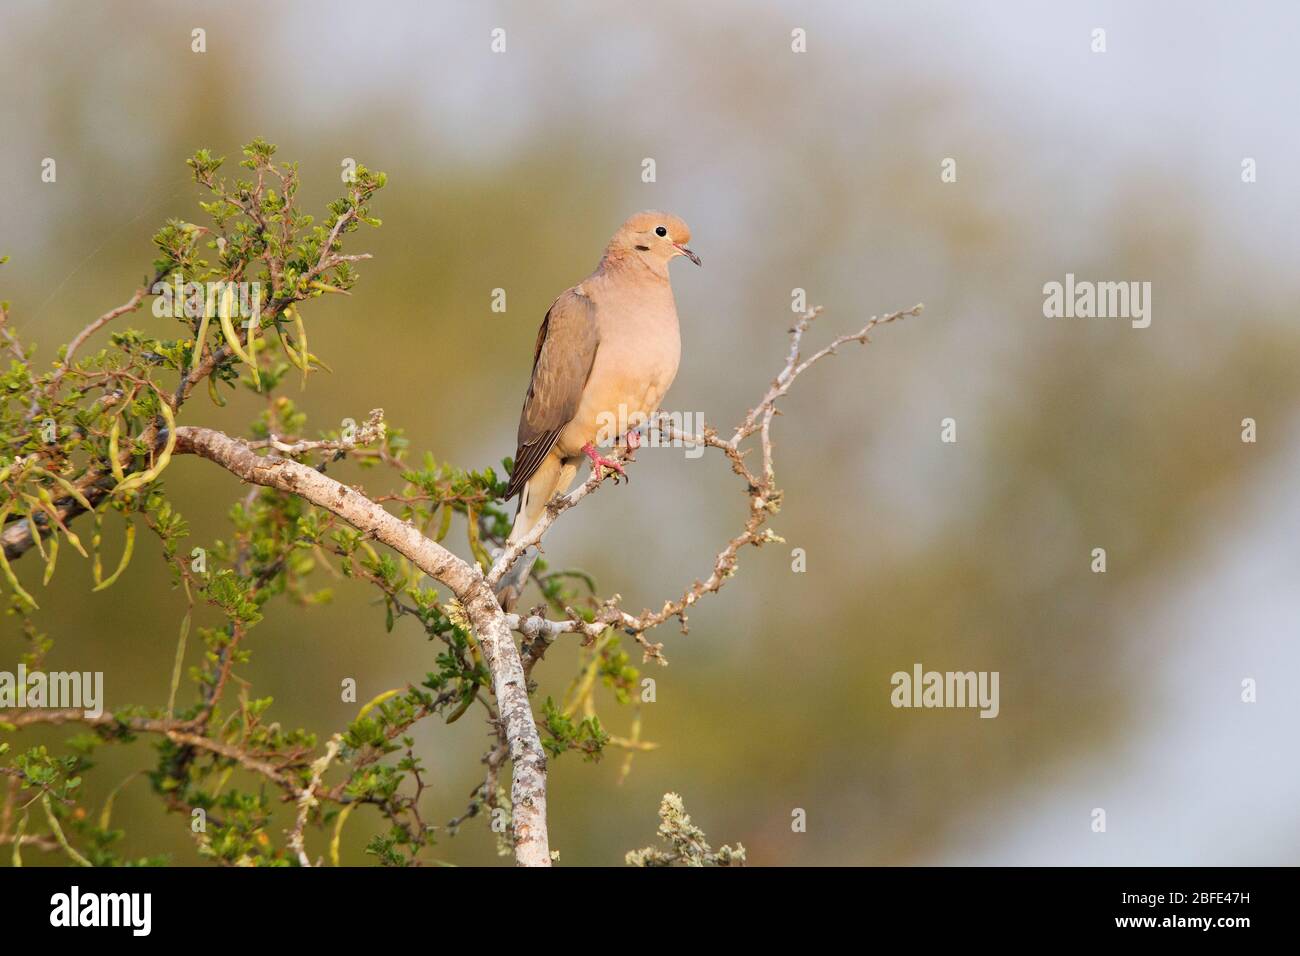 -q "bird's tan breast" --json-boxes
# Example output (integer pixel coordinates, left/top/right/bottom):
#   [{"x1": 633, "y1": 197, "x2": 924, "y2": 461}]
[{"x1": 558, "y1": 279, "x2": 680, "y2": 455}]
